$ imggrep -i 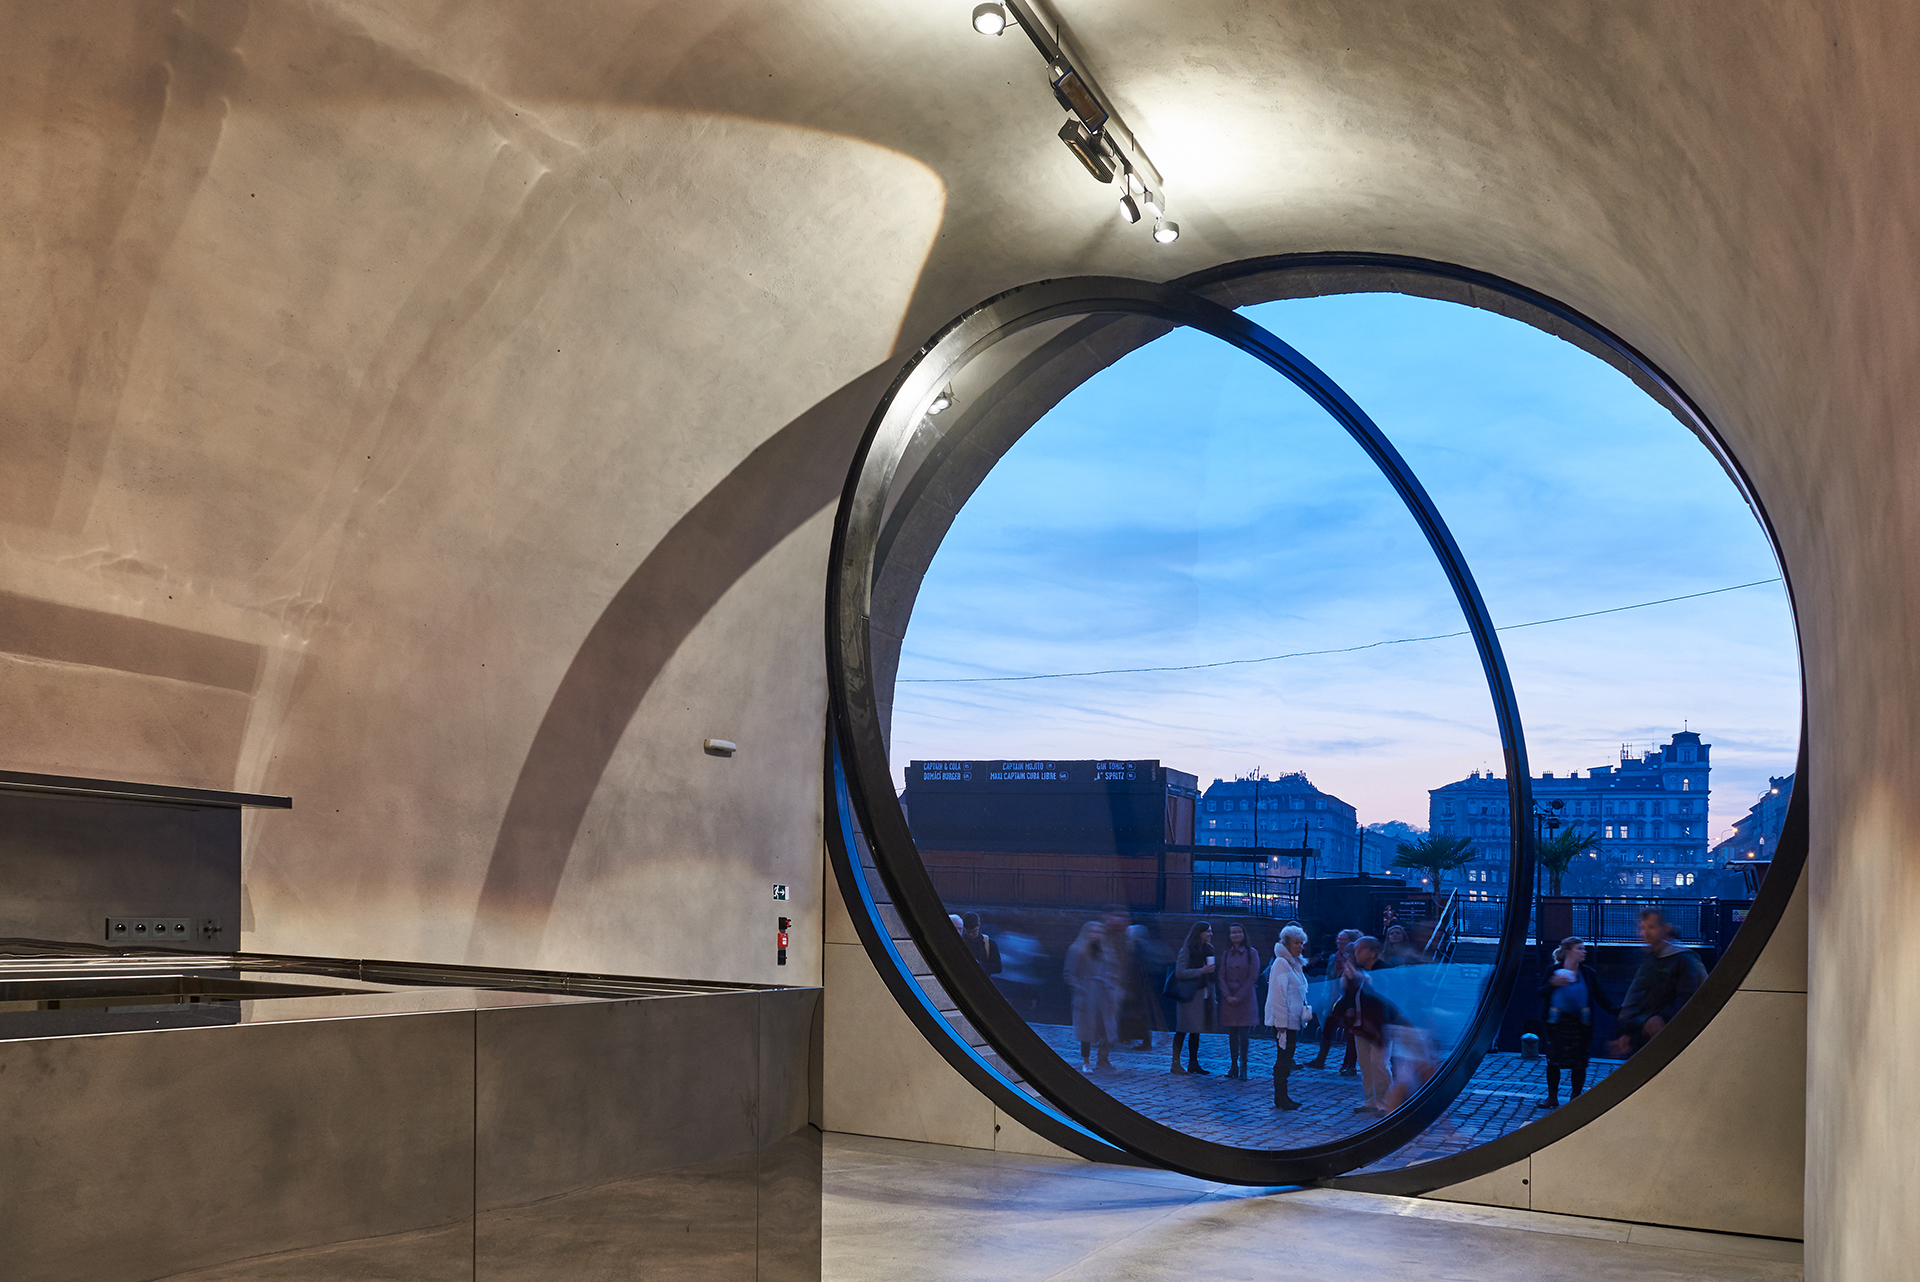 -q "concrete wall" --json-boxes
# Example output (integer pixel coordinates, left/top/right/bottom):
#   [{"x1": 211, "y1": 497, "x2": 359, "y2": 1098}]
[
  {"x1": 5, "y1": 4, "x2": 1920, "y2": 1272},
  {"x1": 1429, "y1": 874, "x2": 1808, "y2": 1238}
]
